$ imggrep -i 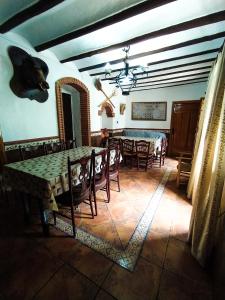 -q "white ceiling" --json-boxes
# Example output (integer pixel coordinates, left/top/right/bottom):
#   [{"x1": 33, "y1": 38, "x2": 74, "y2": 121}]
[{"x1": 0, "y1": 0, "x2": 225, "y2": 93}]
